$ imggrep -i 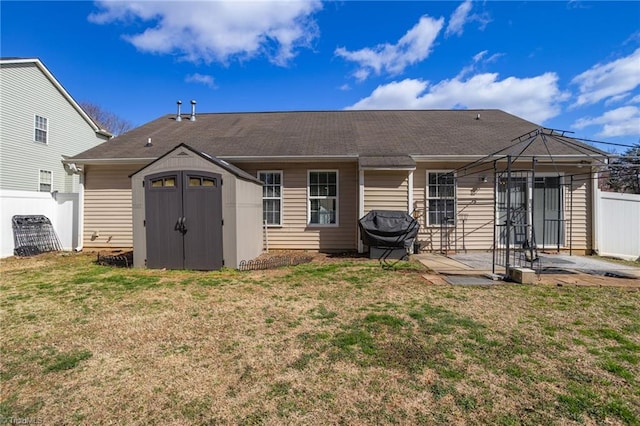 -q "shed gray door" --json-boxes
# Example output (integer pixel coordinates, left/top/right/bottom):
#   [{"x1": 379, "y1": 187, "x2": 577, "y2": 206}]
[
  {"x1": 145, "y1": 171, "x2": 223, "y2": 270},
  {"x1": 183, "y1": 172, "x2": 223, "y2": 270},
  {"x1": 145, "y1": 173, "x2": 183, "y2": 269}
]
